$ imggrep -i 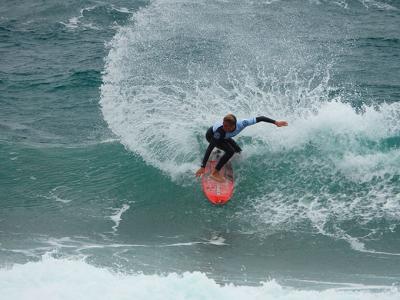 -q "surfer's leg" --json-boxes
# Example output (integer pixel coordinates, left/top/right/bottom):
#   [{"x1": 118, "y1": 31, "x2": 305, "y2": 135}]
[
  {"x1": 208, "y1": 141, "x2": 235, "y2": 182},
  {"x1": 210, "y1": 144, "x2": 234, "y2": 181},
  {"x1": 215, "y1": 142, "x2": 235, "y2": 171},
  {"x1": 226, "y1": 138, "x2": 242, "y2": 153}
]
